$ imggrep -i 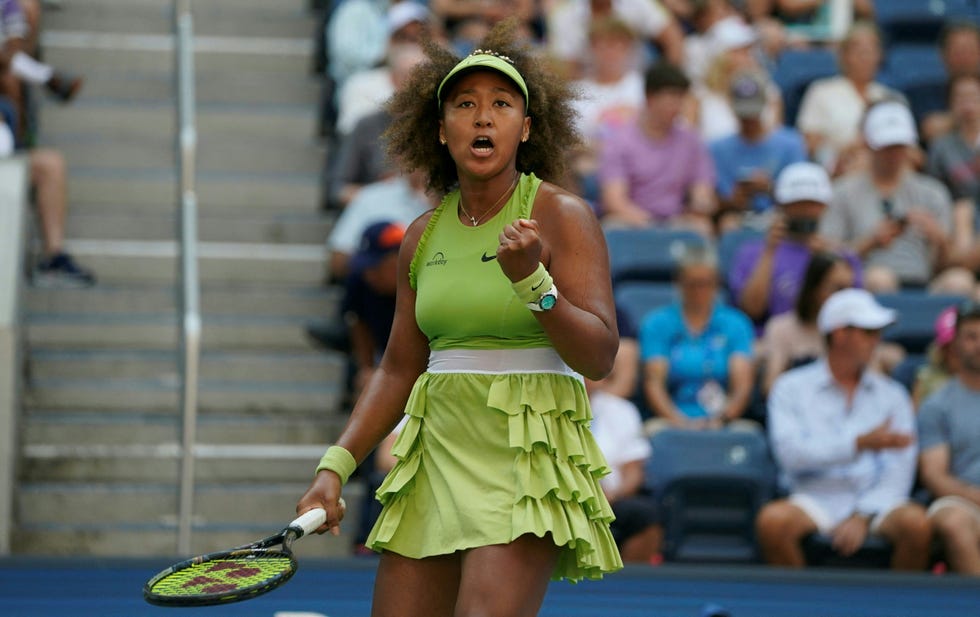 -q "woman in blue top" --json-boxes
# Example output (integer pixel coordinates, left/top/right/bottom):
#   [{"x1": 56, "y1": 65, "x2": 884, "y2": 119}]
[{"x1": 640, "y1": 245, "x2": 756, "y2": 431}]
